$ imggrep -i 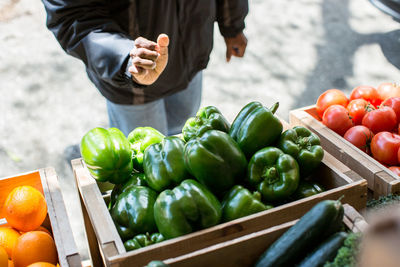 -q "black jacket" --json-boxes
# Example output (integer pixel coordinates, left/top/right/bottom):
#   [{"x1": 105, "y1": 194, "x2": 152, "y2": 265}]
[{"x1": 42, "y1": 0, "x2": 248, "y2": 104}]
